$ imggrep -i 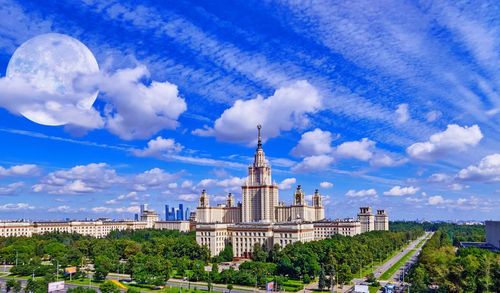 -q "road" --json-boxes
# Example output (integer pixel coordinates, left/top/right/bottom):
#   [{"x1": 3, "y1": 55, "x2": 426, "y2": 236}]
[
  {"x1": 0, "y1": 275, "x2": 257, "y2": 293},
  {"x1": 374, "y1": 232, "x2": 431, "y2": 279},
  {"x1": 386, "y1": 232, "x2": 433, "y2": 285}
]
